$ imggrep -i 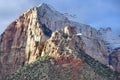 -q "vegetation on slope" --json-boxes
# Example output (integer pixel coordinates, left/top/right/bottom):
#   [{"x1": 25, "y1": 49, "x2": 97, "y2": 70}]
[
  {"x1": 7, "y1": 55, "x2": 51, "y2": 80},
  {"x1": 78, "y1": 50, "x2": 120, "y2": 80},
  {"x1": 7, "y1": 51, "x2": 120, "y2": 80}
]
